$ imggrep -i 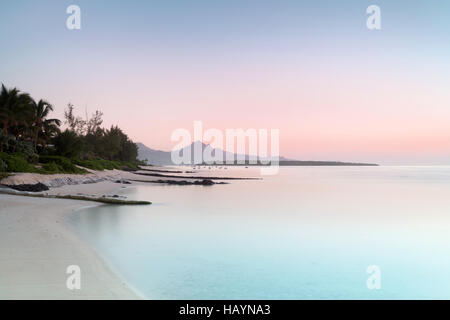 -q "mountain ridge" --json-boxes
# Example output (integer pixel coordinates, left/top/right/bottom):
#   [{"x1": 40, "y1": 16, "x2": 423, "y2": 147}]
[{"x1": 136, "y1": 142, "x2": 378, "y2": 166}]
